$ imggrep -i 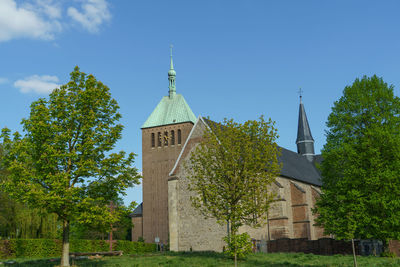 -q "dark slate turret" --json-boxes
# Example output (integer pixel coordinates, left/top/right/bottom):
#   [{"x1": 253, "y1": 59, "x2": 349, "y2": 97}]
[{"x1": 296, "y1": 96, "x2": 315, "y2": 161}]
